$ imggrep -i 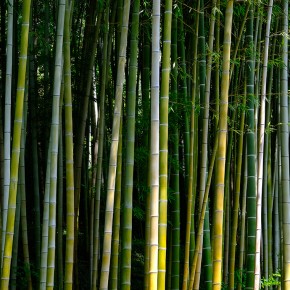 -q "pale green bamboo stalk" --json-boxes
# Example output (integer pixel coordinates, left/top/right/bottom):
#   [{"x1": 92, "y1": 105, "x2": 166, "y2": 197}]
[
  {"x1": 158, "y1": 0, "x2": 172, "y2": 288},
  {"x1": 40, "y1": 138, "x2": 52, "y2": 289},
  {"x1": 254, "y1": 2, "x2": 273, "y2": 288},
  {"x1": 237, "y1": 152, "x2": 248, "y2": 290},
  {"x1": 0, "y1": 0, "x2": 31, "y2": 287},
  {"x1": 2, "y1": 0, "x2": 13, "y2": 267},
  {"x1": 111, "y1": 120, "x2": 122, "y2": 290},
  {"x1": 57, "y1": 108, "x2": 64, "y2": 290},
  {"x1": 148, "y1": 0, "x2": 160, "y2": 289},
  {"x1": 245, "y1": 5, "x2": 256, "y2": 290},
  {"x1": 120, "y1": 0, "x2": 140, "y2": 287},
  {"x1": 99, "y1": 1, "x2": 131, "y2": 288},
  {"x1": 63, "y1": 1, "x2": 74, "y2": 289},
  {"x1": 273, "y1": 138, "x2": 280, "y2": 274},
  {"x1": 46, "y1": 1, "x2": 66, "y2": 288}
]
